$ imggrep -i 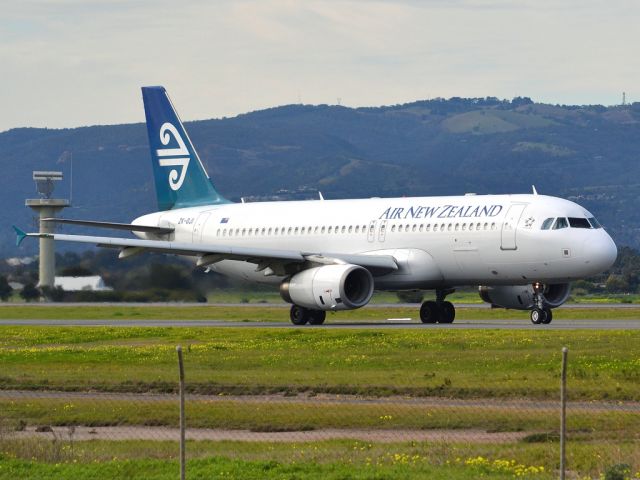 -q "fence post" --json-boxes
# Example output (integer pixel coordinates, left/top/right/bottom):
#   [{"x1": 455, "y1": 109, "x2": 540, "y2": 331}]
[
  {"x1": 177, "y1": 346, "x2": 186, "y2": 480},
  {"x1": 560, "y1": 346, "x2": 568, "y2": 480}
]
